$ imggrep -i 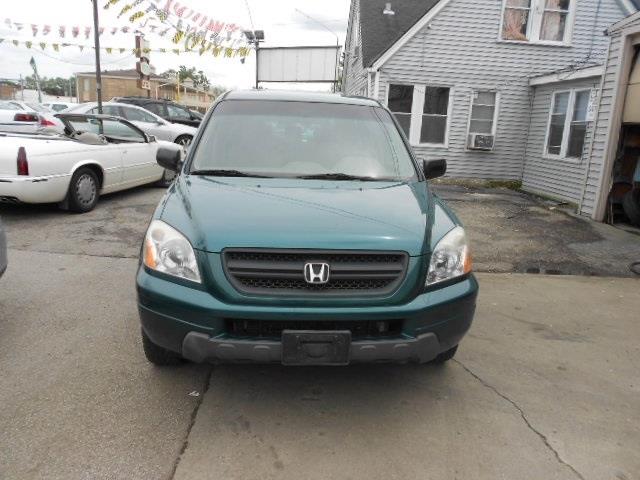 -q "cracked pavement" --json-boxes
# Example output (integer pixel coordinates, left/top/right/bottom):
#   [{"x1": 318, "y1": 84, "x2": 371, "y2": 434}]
[{"x1": 1, "y1": 187, "x2": 639, "y2": 479}]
